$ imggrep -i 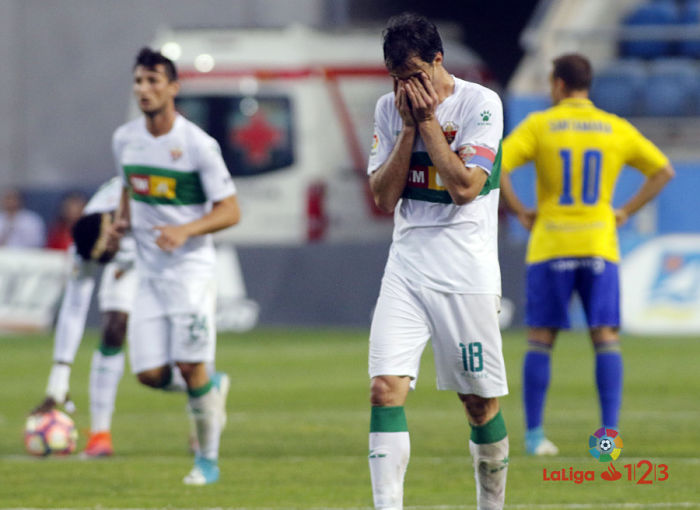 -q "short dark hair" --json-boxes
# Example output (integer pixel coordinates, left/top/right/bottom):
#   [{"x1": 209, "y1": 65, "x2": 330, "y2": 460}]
[
  {"x1": 382, "y1": 13, "x2": 444, "y2": 71},
  {"x1": 72, "y1": 213, "x2": 116, "y2": 263},
  {"x1": 552, "y1": 53, "x2": 592, "y2": 91},
  {"x1": 134, "y1": 47, "x2": 178, "y2": 82}
]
